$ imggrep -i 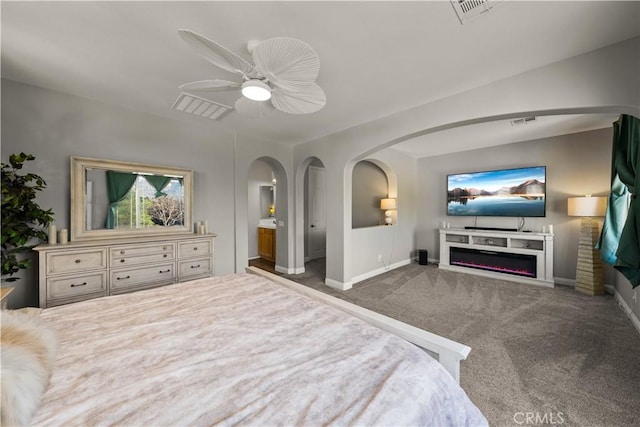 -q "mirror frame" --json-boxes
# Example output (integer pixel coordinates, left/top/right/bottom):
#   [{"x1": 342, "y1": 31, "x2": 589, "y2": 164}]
[{"x1": 71, "y1": 156, "x2": 194, "y2": 241}]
